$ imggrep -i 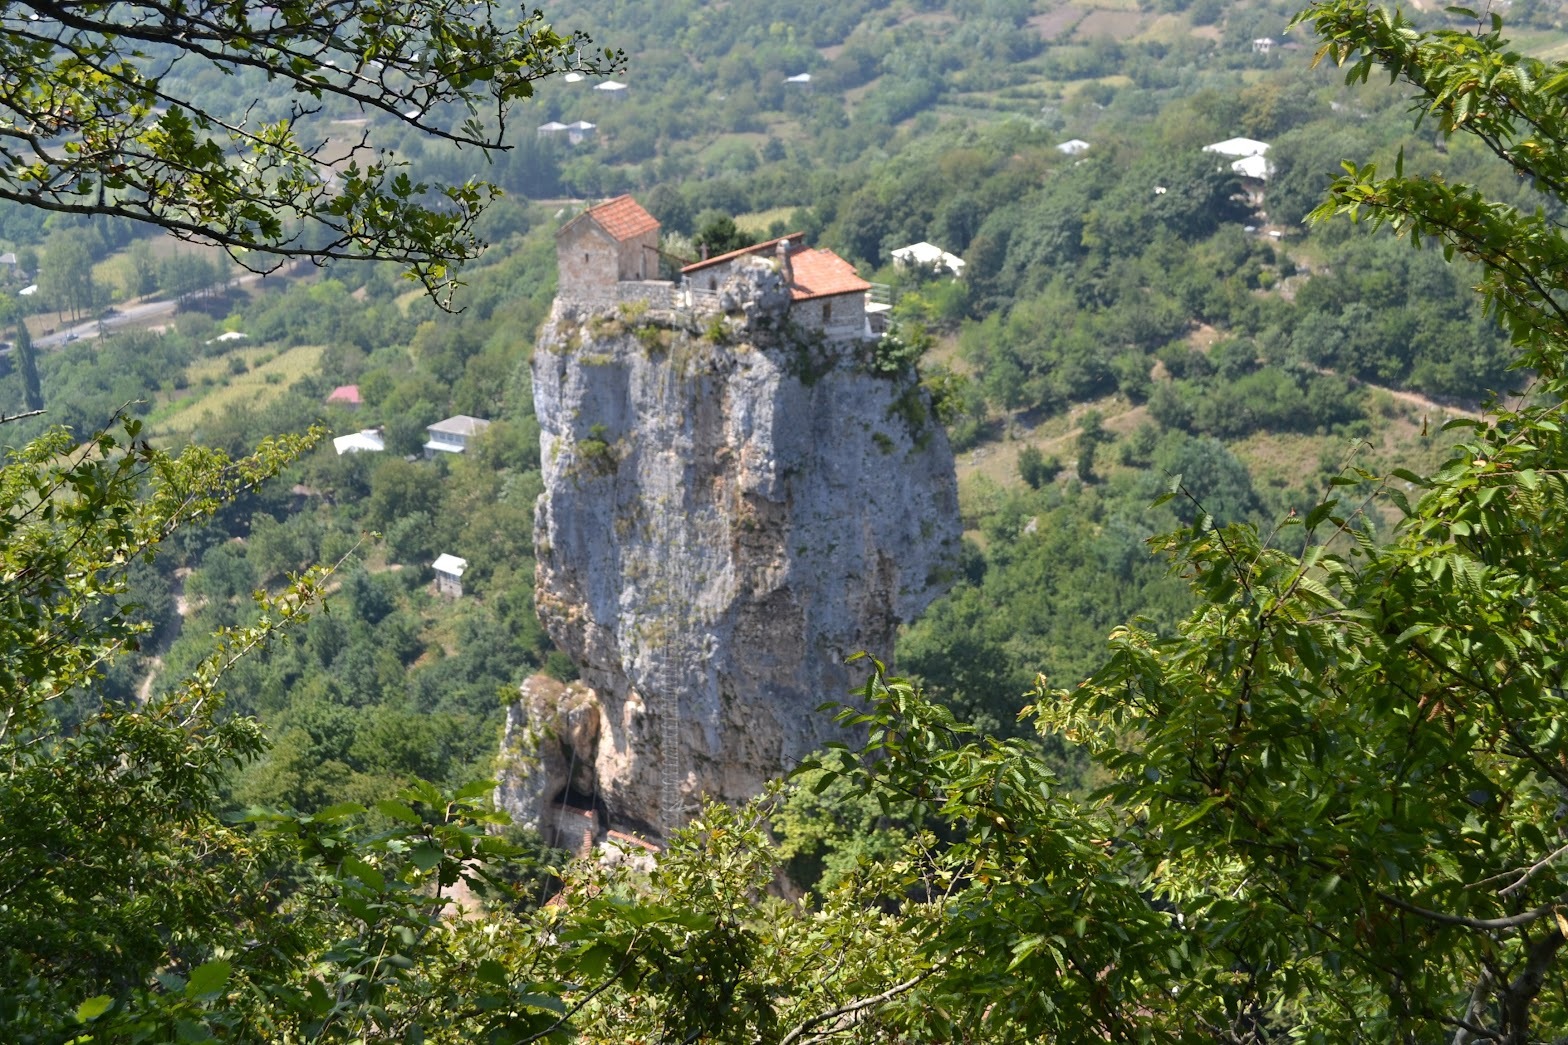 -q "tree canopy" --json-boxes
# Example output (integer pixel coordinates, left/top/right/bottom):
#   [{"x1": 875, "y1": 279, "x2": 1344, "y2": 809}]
[
  {"x1": 11, "y1": 0, "x2": 1568, "y2": 1041},
  {"x1": 0, "y1": 0, "x2": 617, "y2": 300},
  {"x1": 530, "y1": 4, "x2": 1568, "y2": 1040}
]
